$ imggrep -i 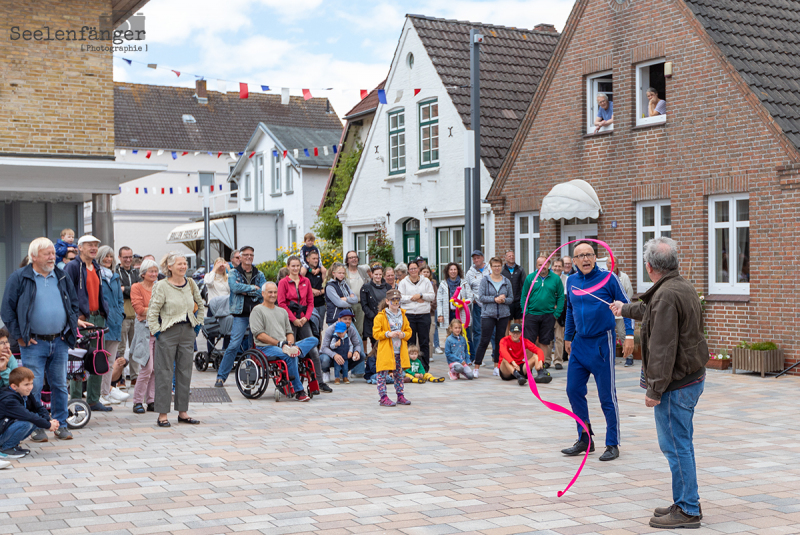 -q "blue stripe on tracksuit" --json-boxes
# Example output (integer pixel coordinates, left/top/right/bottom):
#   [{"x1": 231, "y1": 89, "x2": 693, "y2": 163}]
[{"x1": 565, "y1": 266, "x2": 633, "y2": 447}]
